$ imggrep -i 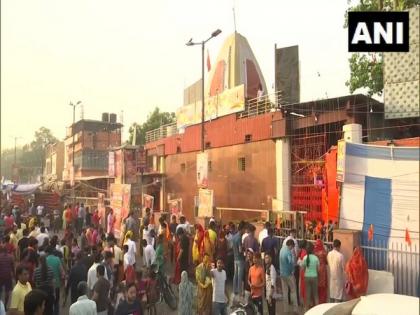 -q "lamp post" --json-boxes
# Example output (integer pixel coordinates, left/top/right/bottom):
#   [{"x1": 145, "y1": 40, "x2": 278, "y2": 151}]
[
  {"x1": 10, "y1": 136, "x2": 22, "y2": 183},
  {"x1": 69, "y1": 101, "x2": 81, "y2": 203},
  {"x1": 186, "y1": 29, "x2": 222, "y2": 152}
]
